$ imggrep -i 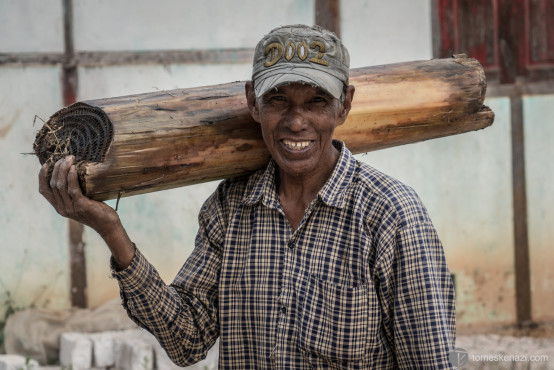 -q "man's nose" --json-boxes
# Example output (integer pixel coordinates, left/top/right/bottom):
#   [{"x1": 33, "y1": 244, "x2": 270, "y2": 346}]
[{"x1": 283, "y1": 106, "x2": 307, "y2": 132}]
